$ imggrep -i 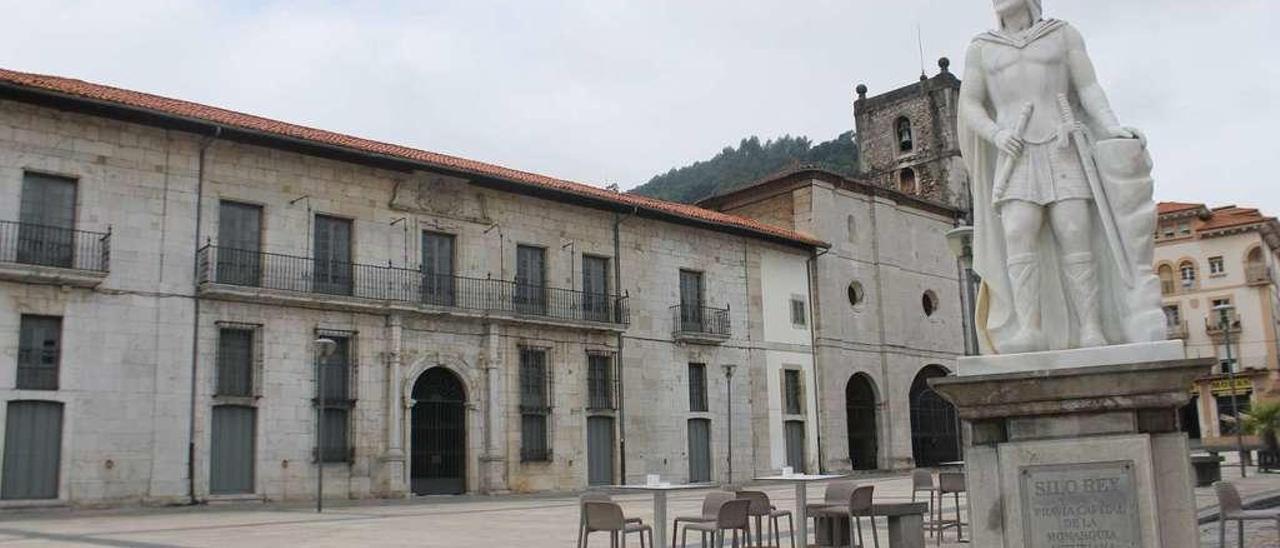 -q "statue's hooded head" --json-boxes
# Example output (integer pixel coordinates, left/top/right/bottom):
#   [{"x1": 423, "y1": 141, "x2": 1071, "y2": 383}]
[{"x1": 993, "y1": 0, "x2": 1043, "y2": 29}]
